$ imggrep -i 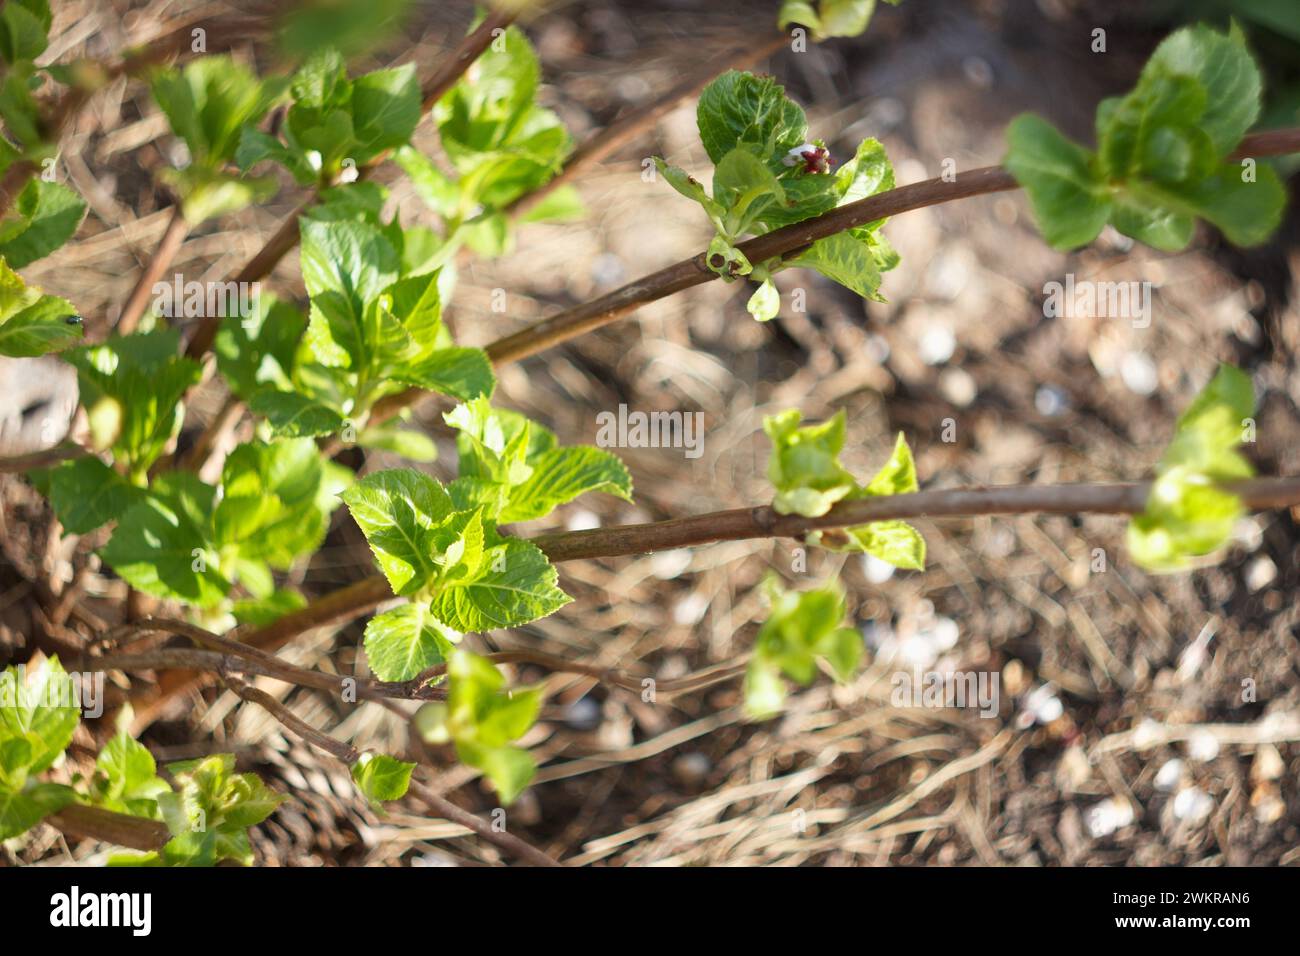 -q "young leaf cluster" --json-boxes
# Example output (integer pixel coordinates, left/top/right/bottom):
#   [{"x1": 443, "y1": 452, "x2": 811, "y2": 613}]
[
  {"x1": 0, "y1": 1, "x2": 89, "y2": 268},
  {"x1": 764, "y1": 409, "x2": 925, "y2": 569},
  {"x1": 0, "y1": 256, "x2": 81, "y2": 356},
  {"x1": 1005, "y1": 24, "x2": 1284, "y2": 251},
  {"x1": 150, "y1": 56, "x2": 287, "y2": 224},
  {"x1": 397, "y1": 23, "x2": 582, "y2": 259},
  {"x1": 415, "y1": 649, "x2": 542, "y2": 804},
  {"x1": 744, "y1": 577, "x2": 862, "y2": 719},
  {"x1": 1127, "y1": 364, "x2": 1255, "y2": 571},
  {"x1": 345, "y1": 399, "x2": 631, "y2": 684},
  {"x1": 0, "y1": 657, "x2": 79, "y2": 840},
  {"x1": 656, "y1": 70, "x2": 899, "y2": 320},
  {"x1": 117, "y1": 754, "x2": 284, "y2": 866},
  {"x1": 778, "y1": 0, "x2": 903, "y2": 42},
  {"x1": 2, "y1": 660, "x2": 282, "y2": 866},
  {"x1": 237, "y1": 48, "x2": 420, "y2": 187},
  {"x1": 243, "y1": 216, "x2": 494, "y2": 443}
]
